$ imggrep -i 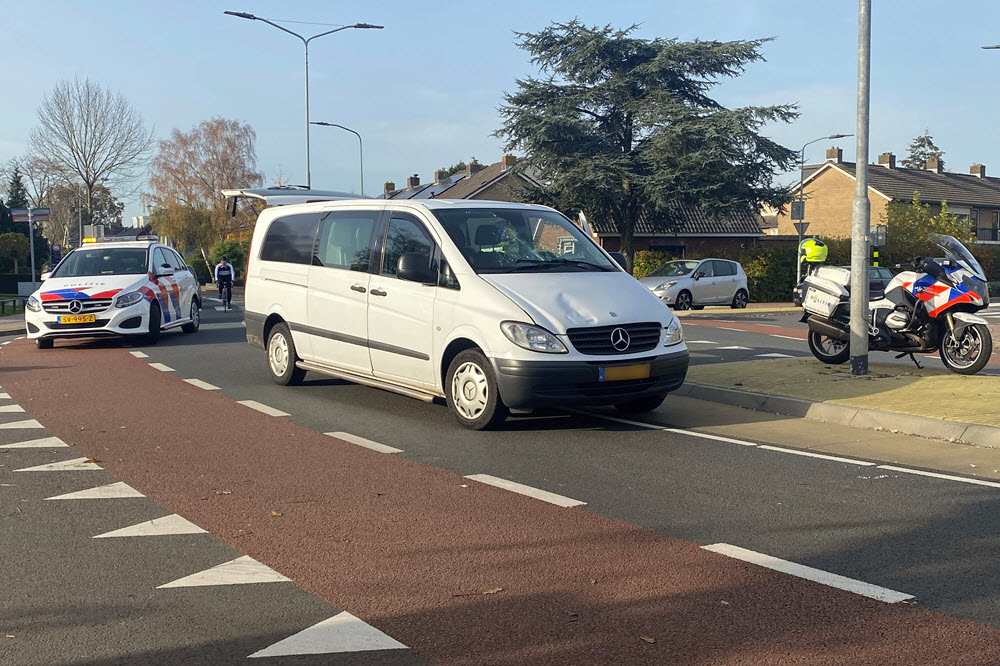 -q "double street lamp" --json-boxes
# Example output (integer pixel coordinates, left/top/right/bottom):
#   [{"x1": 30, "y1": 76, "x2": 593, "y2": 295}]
[
  {"x1": 795, "y1": 133, "x2": 852, "y2": 285},
  {"x1": 311, "y1": 122, "x2": 364, "y2": 196},
  {"x1": 224, "y1": 11, "x2": 383, "y2": 189}
]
